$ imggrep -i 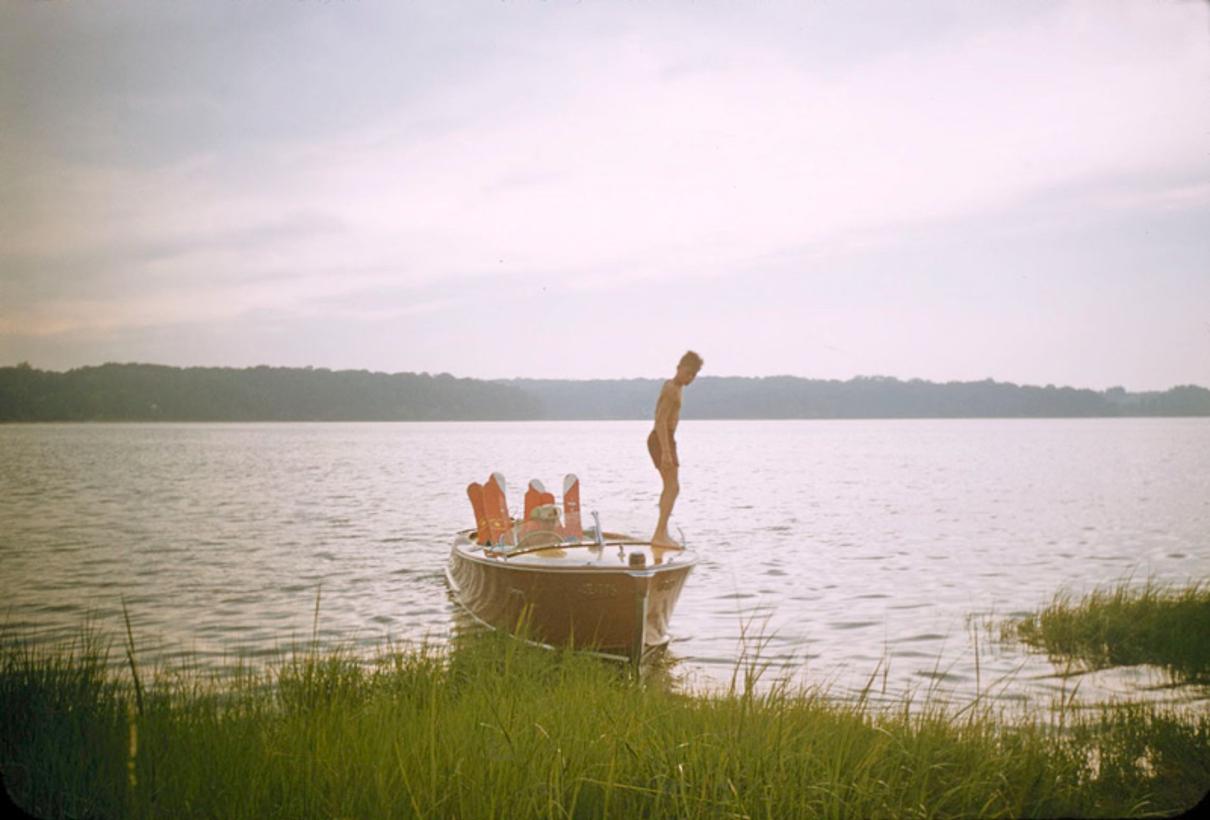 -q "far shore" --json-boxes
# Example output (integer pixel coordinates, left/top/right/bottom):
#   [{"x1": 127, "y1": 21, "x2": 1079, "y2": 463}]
[{"x1": 4, "y1": 363, "x2": 1208, "y2": 422}]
